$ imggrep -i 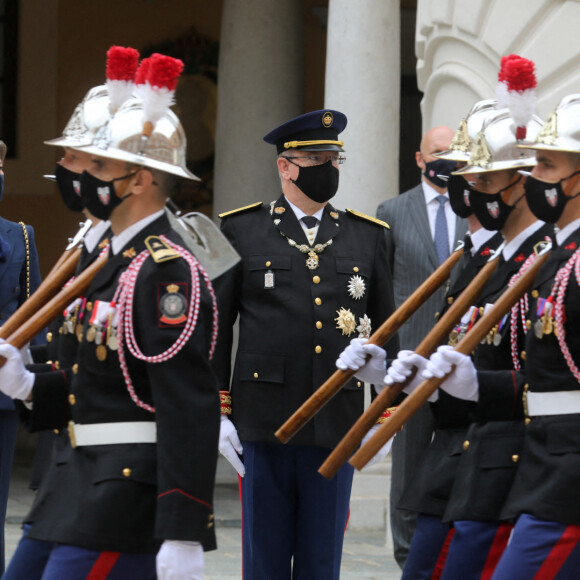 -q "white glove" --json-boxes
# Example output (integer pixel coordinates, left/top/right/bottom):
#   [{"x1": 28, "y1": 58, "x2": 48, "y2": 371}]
[
  {"x1": 336, "y1": 338, "x2": 387, "y2": 386},
  {"x1": 385, "y1": 350, "x2": 438, "y2": 402},
  {"x1": 20, "y1": 344, "x2": 32, "y2": 365},
  {"x1": 156, "y1": 540, "x2": 204, "y2": 580},
  {"x1": 360, "y1": 424, "x2": 394, "y2": 468},
  {"x1": 422, "y1": 345, "x2": 479, "y2": 401},
  {"x1": 219, "y1": 415, "x2": 245, "y2": 477},
  {"x1": 0, "y1": 341, "x2": 35, "y2": 400}
]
